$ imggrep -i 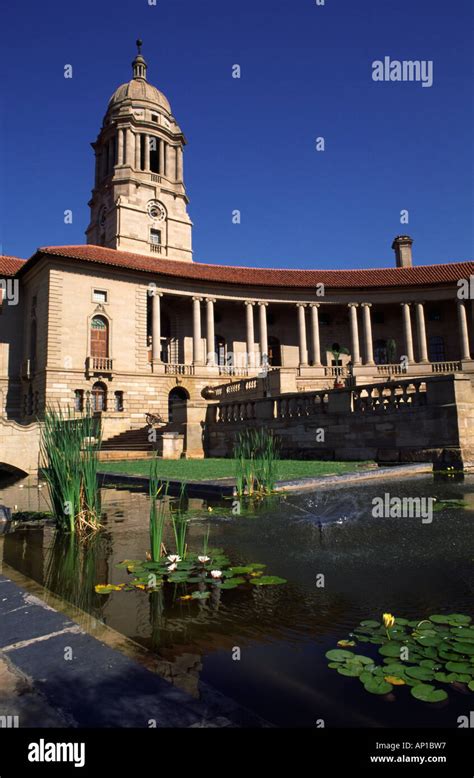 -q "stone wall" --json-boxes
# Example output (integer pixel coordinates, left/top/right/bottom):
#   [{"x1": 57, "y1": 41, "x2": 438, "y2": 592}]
[
  {"x1": 205, "y1": 374, "x2": 474, "y2": 469},
  {"x1": 0, "y1": 418, "x2": 41, "y2": 475}
]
